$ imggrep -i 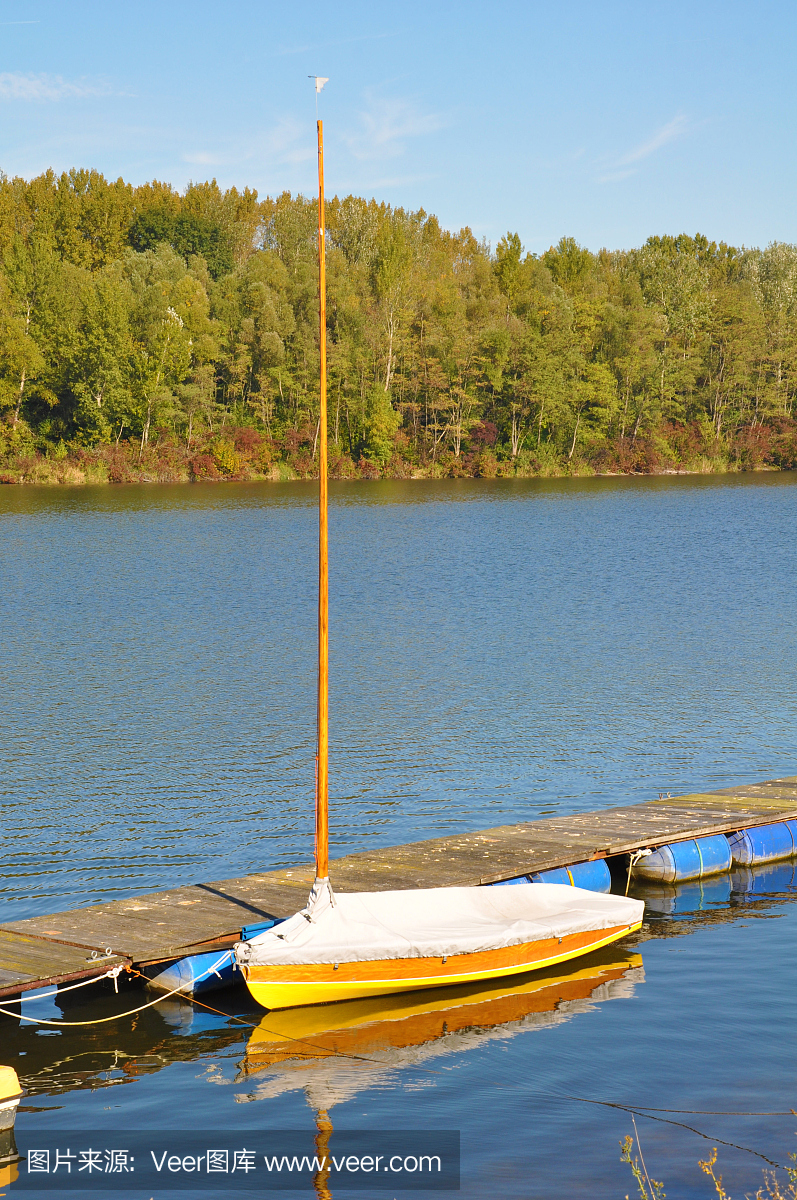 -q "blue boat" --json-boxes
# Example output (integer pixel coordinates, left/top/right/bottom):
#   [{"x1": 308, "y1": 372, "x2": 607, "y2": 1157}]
[{"x1": 145, "y1": 918, "x2": 283, "y2": 996}]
